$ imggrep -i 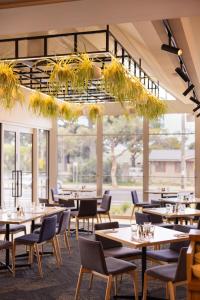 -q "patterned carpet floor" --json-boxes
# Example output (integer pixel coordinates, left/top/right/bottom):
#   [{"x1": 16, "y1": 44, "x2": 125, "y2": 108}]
[{"x1": 0, "y1": 233, "x2": 187, "y2": 300}]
